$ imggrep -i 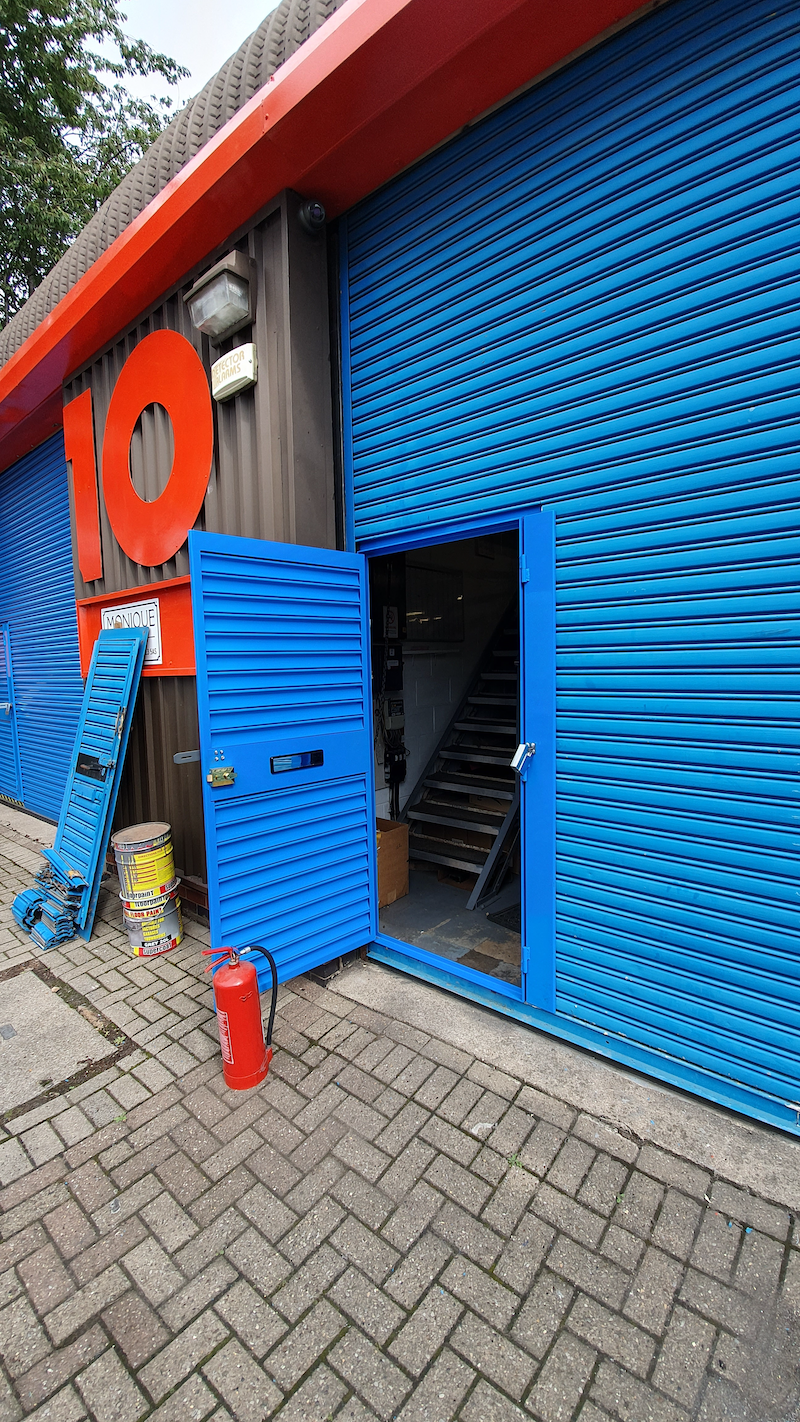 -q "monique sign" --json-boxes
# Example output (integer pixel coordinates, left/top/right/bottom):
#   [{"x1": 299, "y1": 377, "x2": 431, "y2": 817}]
[{"x1": 63, "y1": 329, "x2": 214, "y2": 580}]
